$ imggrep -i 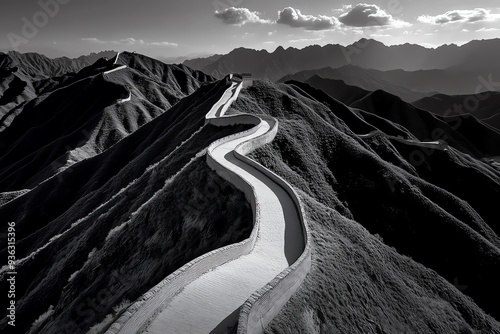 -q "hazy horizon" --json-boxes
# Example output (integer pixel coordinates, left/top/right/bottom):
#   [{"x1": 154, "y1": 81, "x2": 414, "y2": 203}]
[
  {"x1": 1, "y1": 0, "x2": 499, "y2": 59},
  {"x1": 3, "y1": 37, "x2": 500, "y2": 61}
]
